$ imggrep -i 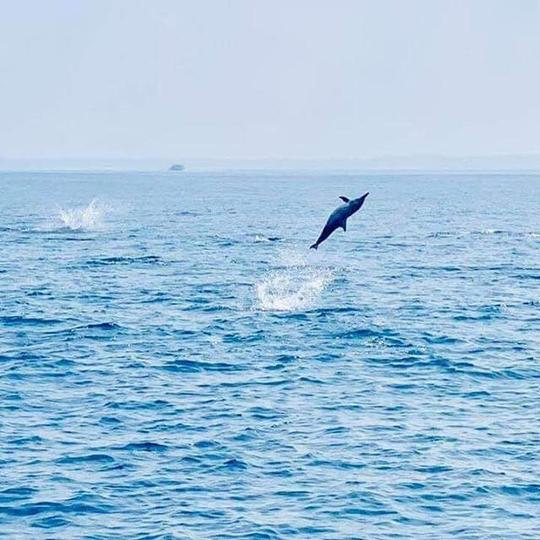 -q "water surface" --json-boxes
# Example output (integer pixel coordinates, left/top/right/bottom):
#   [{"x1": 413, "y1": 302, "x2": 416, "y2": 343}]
[{"x1": 1, "y1": 171, "x2": 539, "y2": 539}]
